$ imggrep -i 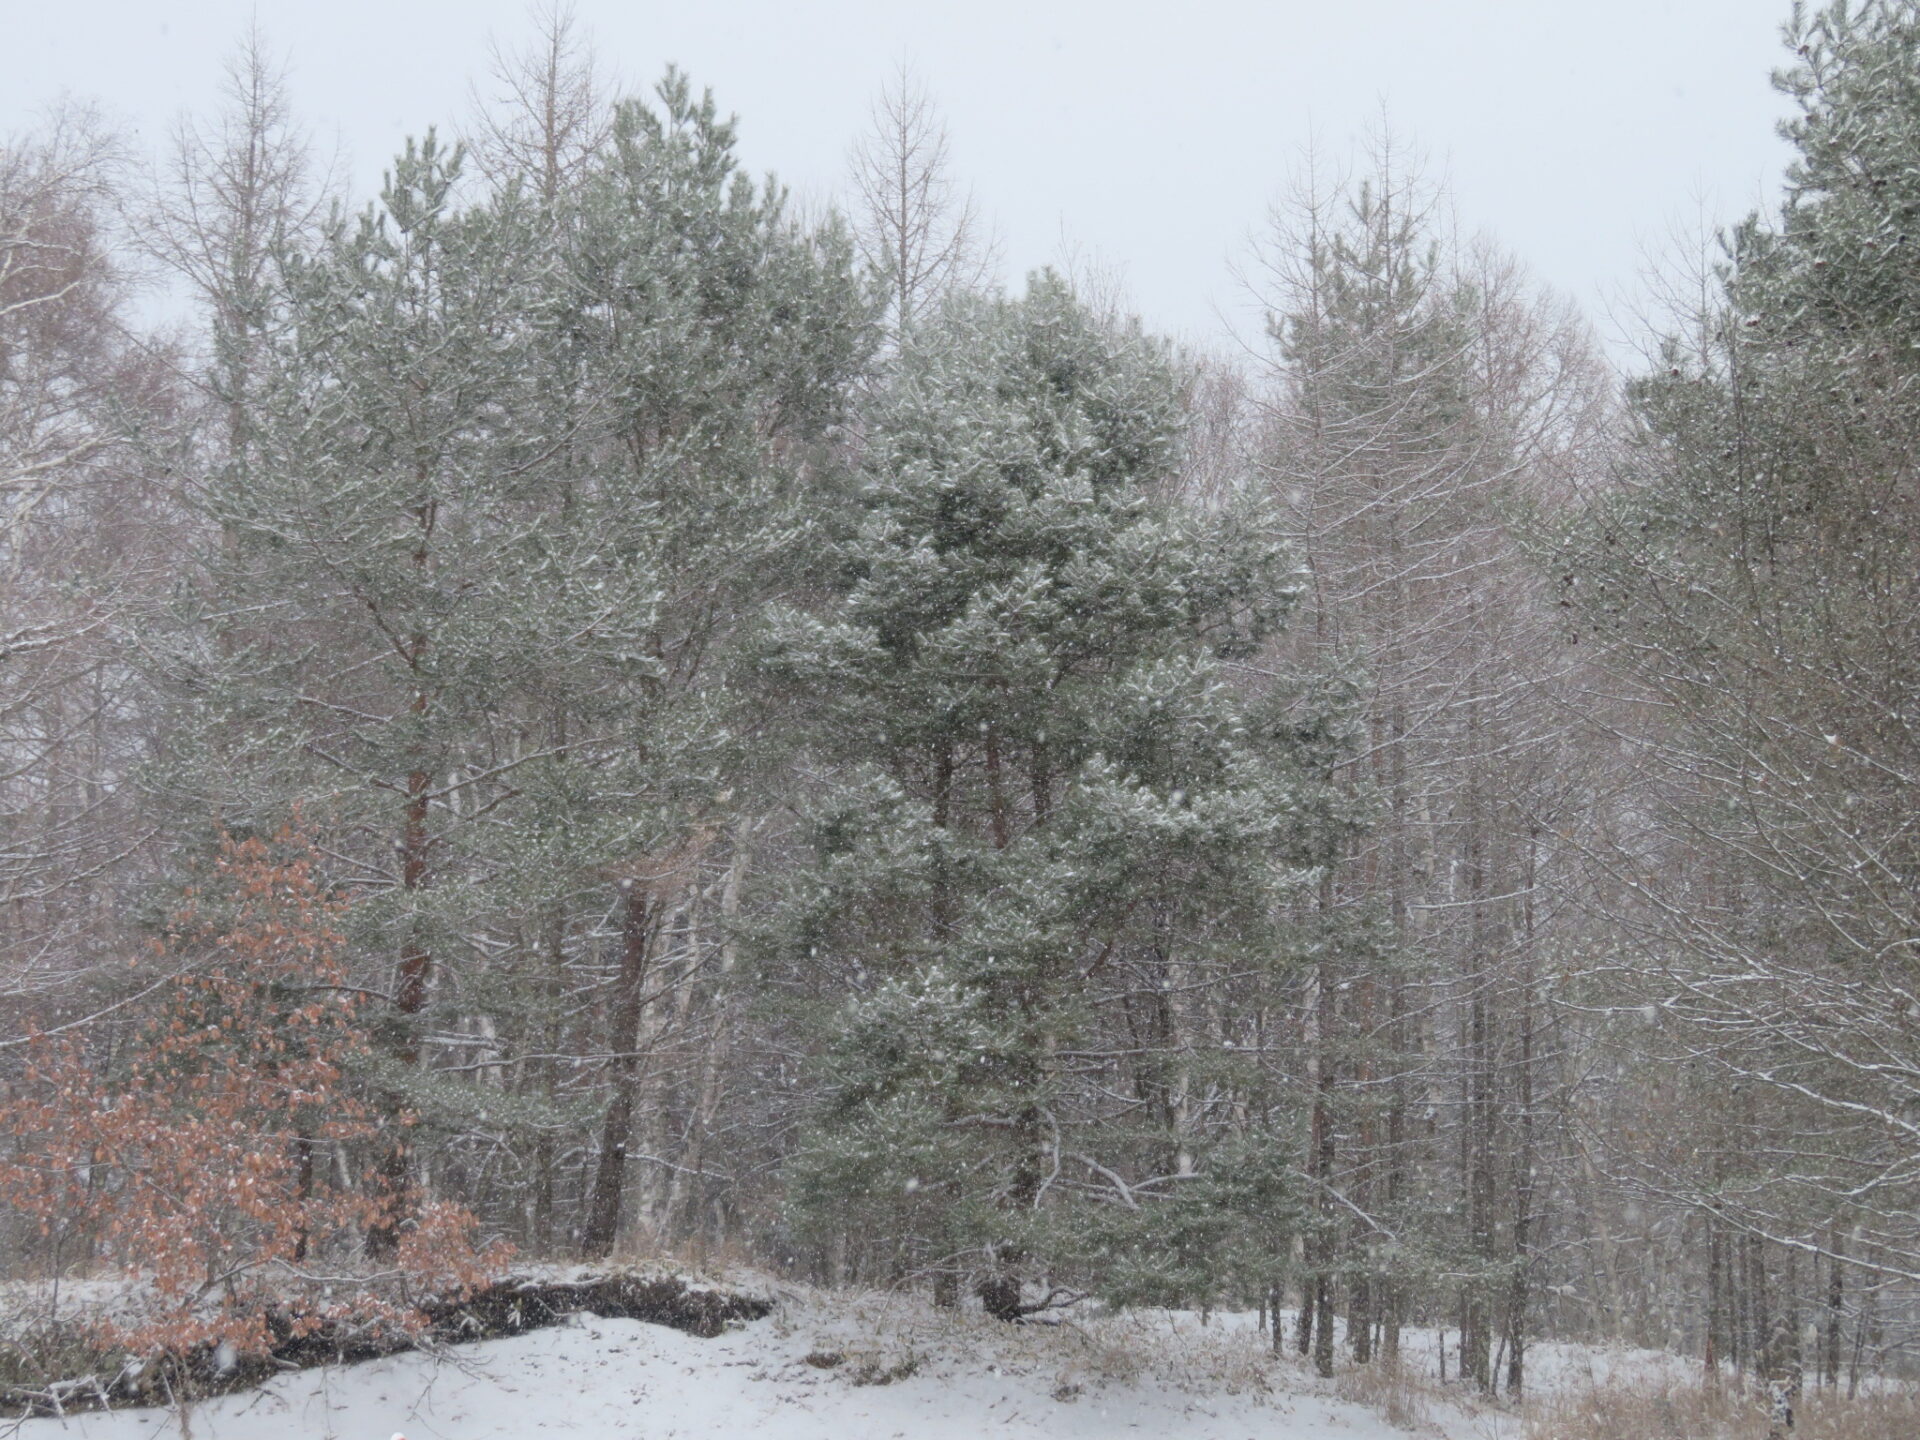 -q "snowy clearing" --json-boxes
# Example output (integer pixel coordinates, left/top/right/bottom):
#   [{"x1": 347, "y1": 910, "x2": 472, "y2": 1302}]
[{"x1": 5, "y1": 1286, "x2": 1526, "y2": 1440}]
